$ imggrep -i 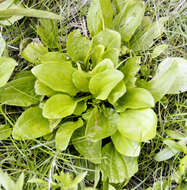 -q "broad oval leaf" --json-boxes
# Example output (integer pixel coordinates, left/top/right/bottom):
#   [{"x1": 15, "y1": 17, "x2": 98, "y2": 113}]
[
  {"x1": 91, "y1": 44, "x2": 105, "y2": 67},
  {"x1": 152, "y1": 44, "x2": 168, "y2": 58},
  {"x1": 21, "y1": 42, "x2": 48, "y2": 65},
  {"x1": 34, "y1": 80, "x2": 56, "y2": 97},
  {"x1": 112, "y1": 131, "x2": 141, "y2": 157},
  {"x1": 108, "y1": 80, "x2": 126, "y2": 105},
  {"x1": 118, "y1": 108, "x2": 157, "y2": 142},
  {"x1": 101, "y1": 142, "x2": 138, "y2": 183},
  {"x1": 89, "y1": 69, "x2": 124, "y2": 100},
  {"x1": 37, "y1": 19, "x2": 59, "y2": 49},
  {"x1": 73, "y1": 101, "x2": 87, "y2": 116},
  {"x1": 86, "y1": 107, "x2": 118, "y2": 141},
  {"x1": 150, "y1": 57, "x2": 187, "y2": 95},
  {"x1": 12, "y1": 107, "x2": 50, "y2": 140},
  {"x1": 55, "y1": 118, "x2": 84, "y2": 151},
  {"x1": 72, "y1": 68, "x2": 91, "y2": 92},
  {"x1": 43, "y1": 94, "x2": 77, "y2": 119},
  {"x1": 31, "y1": 62, "x2": 78, "y2": 96},
  {"x1": 93, "y1": 29, "x2": 121, "y2": 50},
  {"x1": 0, "y1": 57, "x2": 17, "y2": 87},
  {"x1": 87, "y1": 0, "x2": 113, "y2": 36},
  {"x1": 67, "y1": 30, "x2": 91, "y2": 62},
  {"x1": 0, "y1": 74, "x2": 40, "y2": 107},
  {"x1": 0, "y1": 124, "x2": 12, "y2": 140},
  {"x1": 72, "y1": 127, "x2": 102, "y2": 164},
  {"x1": 113, "y1": 0, "x2": 145, "y2": 42},
  {"x1": 130, "y1": 17, "x2": 167, "y2": 51},
  {"x1": 116, "y1": 88, "x2": 154, "y2": 111}
]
